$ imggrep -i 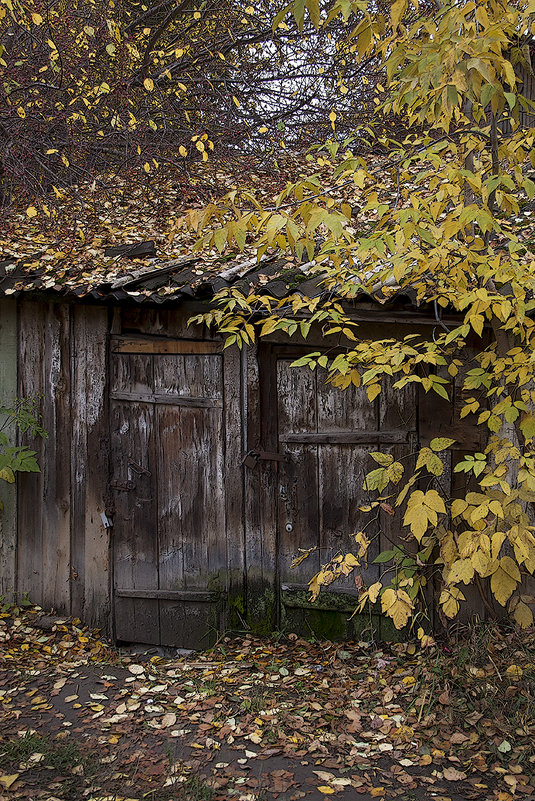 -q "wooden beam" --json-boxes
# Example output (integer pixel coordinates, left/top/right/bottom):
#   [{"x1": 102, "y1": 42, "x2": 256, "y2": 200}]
[
  {"x1": 112, "y1": 336, "x2": 223, "y2": 355},
  {"x1": 111, "y1": 391, "x2": 223, "y2": 408},
  {"x1": 281, "y1": 583, "x2": 360, "y2": 597},
  {"x1": 279, "y1": 430, "x2": 408, "y2": 444},
  {"x1": 116, "y1": 588, "x2": 220, "y2": 602}
]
